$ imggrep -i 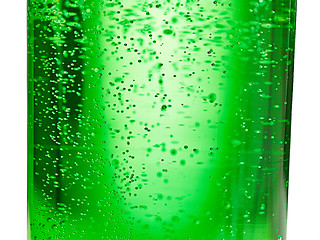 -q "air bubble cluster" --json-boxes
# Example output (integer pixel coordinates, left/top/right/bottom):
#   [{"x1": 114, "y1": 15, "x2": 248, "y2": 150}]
[{"x1": 28, "y1": 0, "x2": 295, "y2": 239}]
